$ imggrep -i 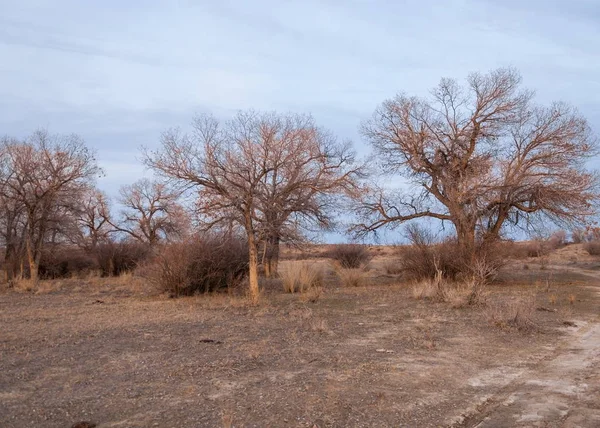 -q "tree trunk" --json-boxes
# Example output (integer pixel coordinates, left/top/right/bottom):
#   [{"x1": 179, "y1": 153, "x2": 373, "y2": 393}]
[
  {"x1": 26, "y1": 238, "x2": 38, "y2": 283},
  {"x1": 4, "y1": 242, "x2": 15, "y2": 282},
  {"x1": 455, "y1": 221, "x2": 477, "y2": 265},
  {"x1": 262, "y1": 240, "x2": 271, "y2": 278},
  {"x1": 266, "y1": 236, "x2": 280, "y2": 278},
  {"x1": 245, "y1": 216, "x2": 260, "y2": 303}
]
